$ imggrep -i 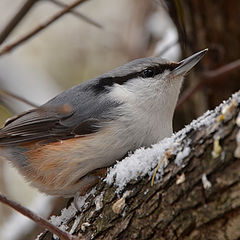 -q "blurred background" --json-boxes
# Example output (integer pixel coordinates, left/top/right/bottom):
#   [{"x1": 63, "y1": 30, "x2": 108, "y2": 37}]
[{"x1": 0, "y1": 0, "x2": 239, "y2": 239}]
